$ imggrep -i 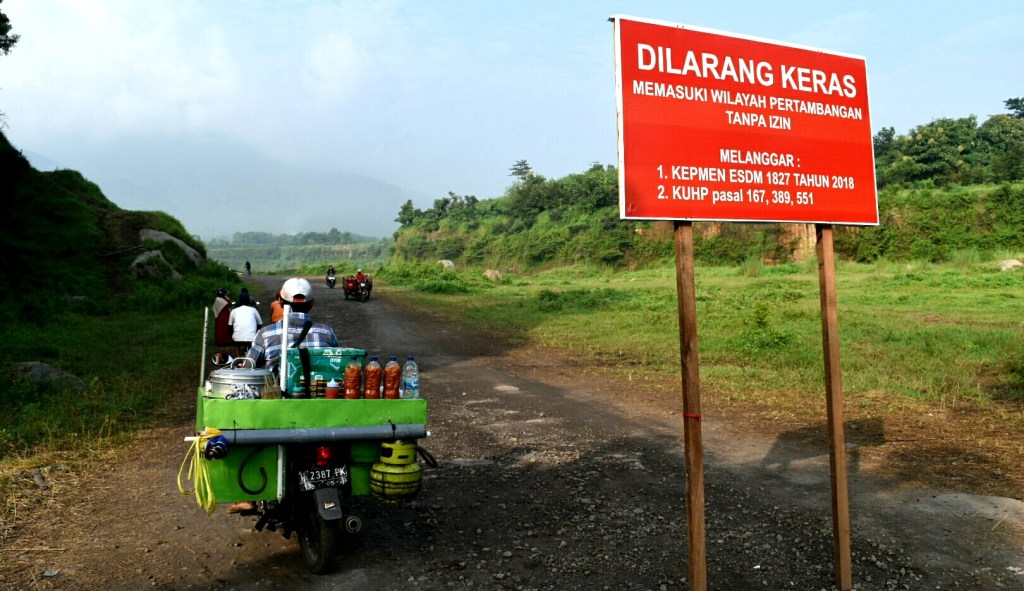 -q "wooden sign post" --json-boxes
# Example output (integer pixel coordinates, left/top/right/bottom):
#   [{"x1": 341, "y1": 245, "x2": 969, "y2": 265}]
[
  {"x1": 612, "y1": 14, "x2": 878, "y2": 591},
  {"x1": 674, "y1": 221, "x2": 707, "y2": 590},
  {"x1": 816, "y1": 224, "x2": 853, "y2": 590}
]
